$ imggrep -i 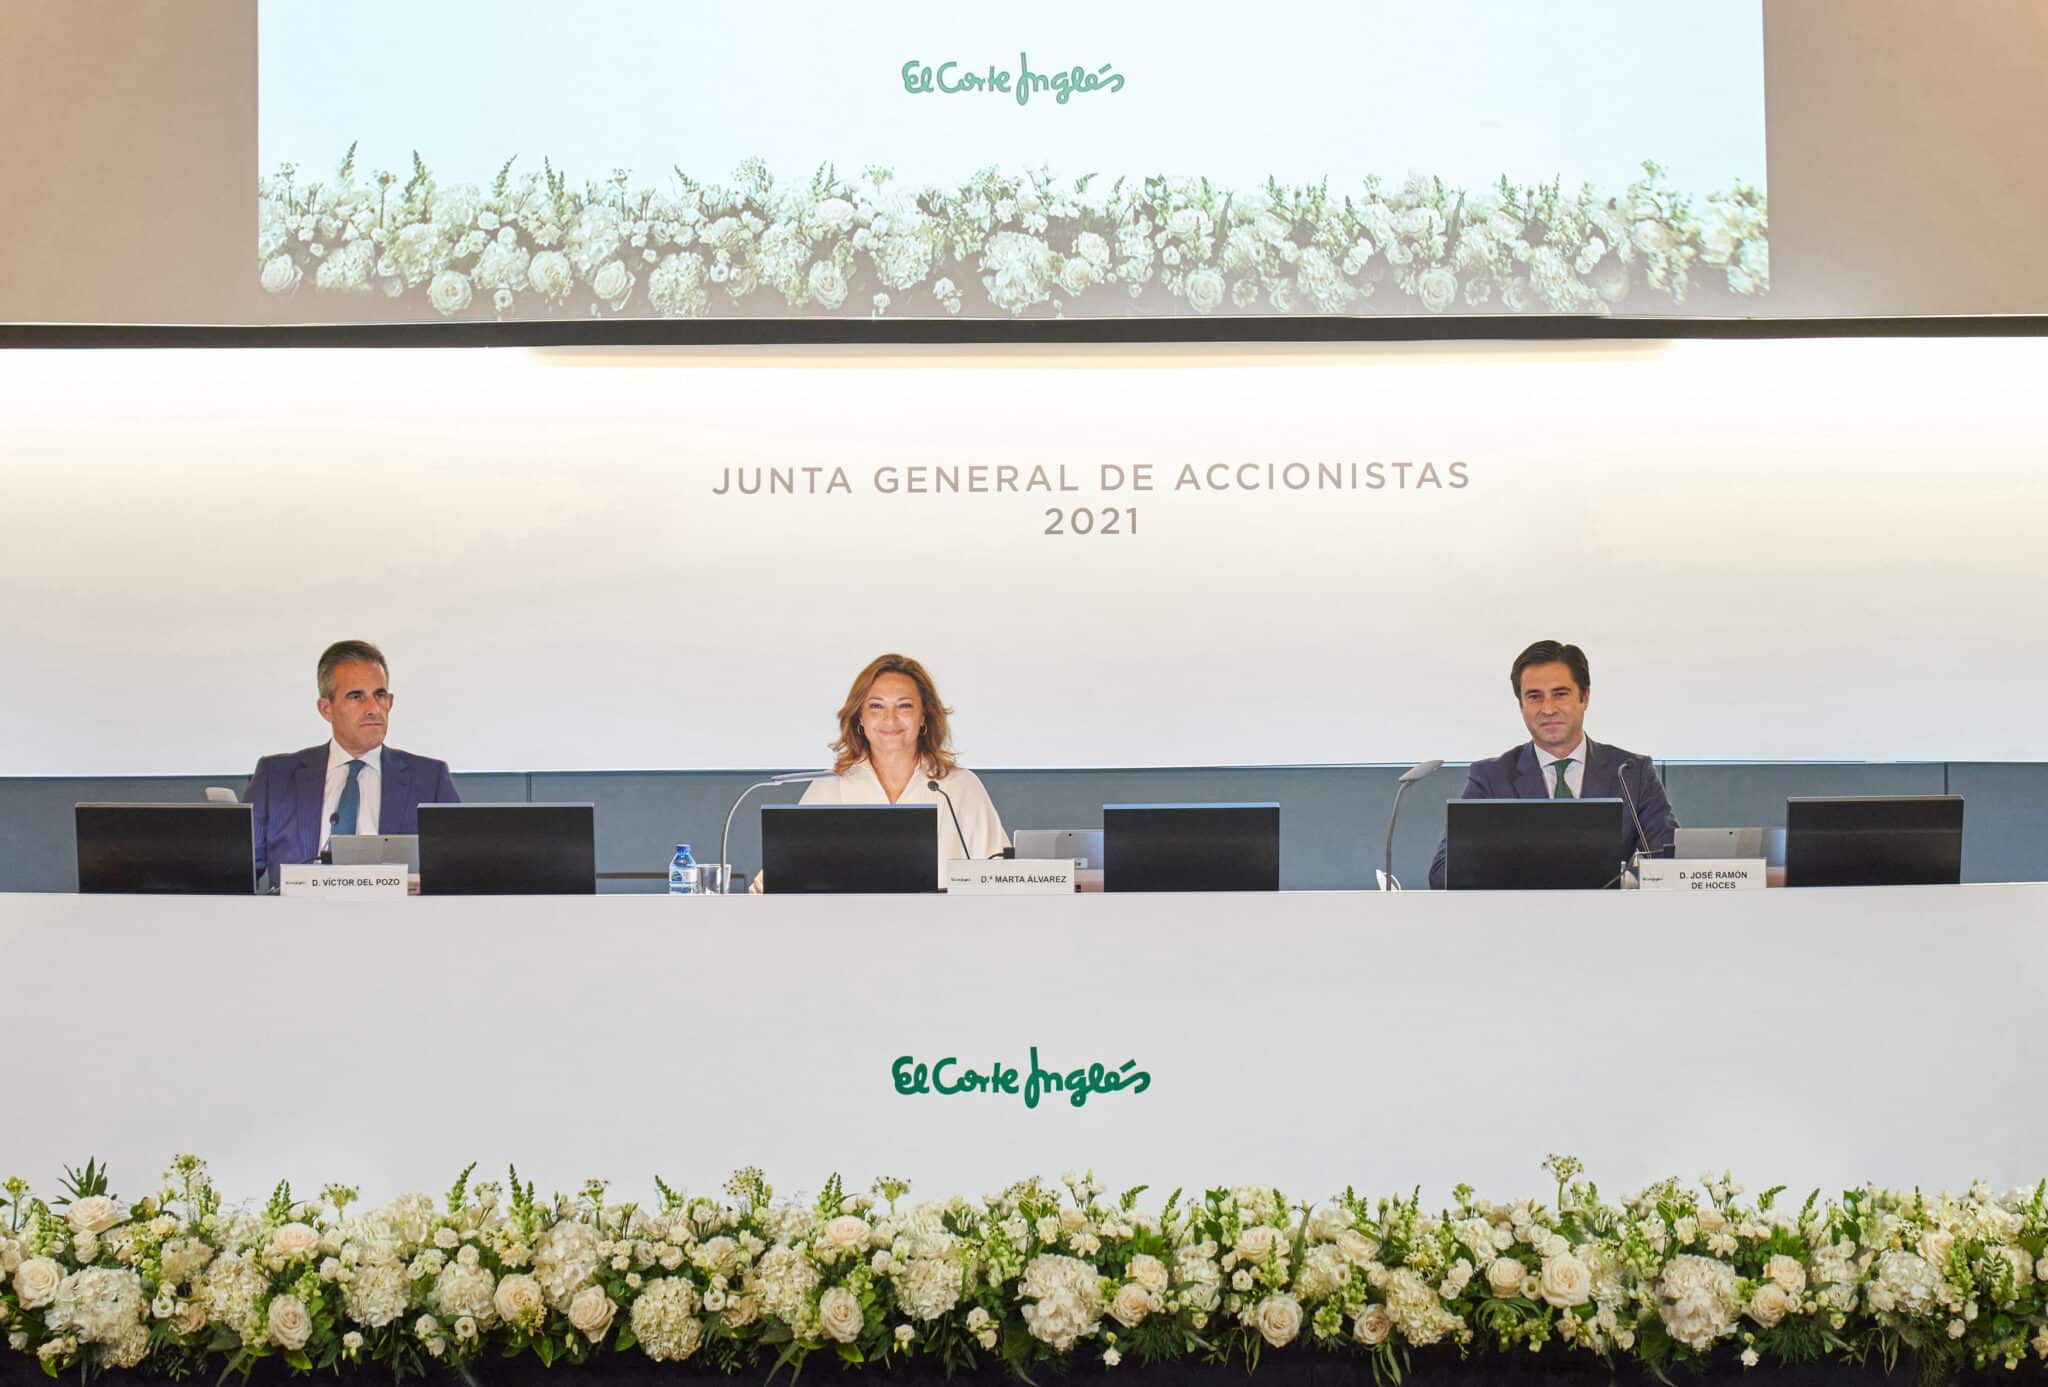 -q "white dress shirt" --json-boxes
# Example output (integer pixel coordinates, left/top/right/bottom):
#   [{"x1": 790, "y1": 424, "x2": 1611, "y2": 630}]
[
  {"x1": 800, "y1": 761, "x2": 1010, "y2": 886},
  {"x1": 1532, "y1": 738, "x2": 1588, "y2": 799},
  {"x1": 319, "y1": 741, "x2": 382, "y2": 853}
]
